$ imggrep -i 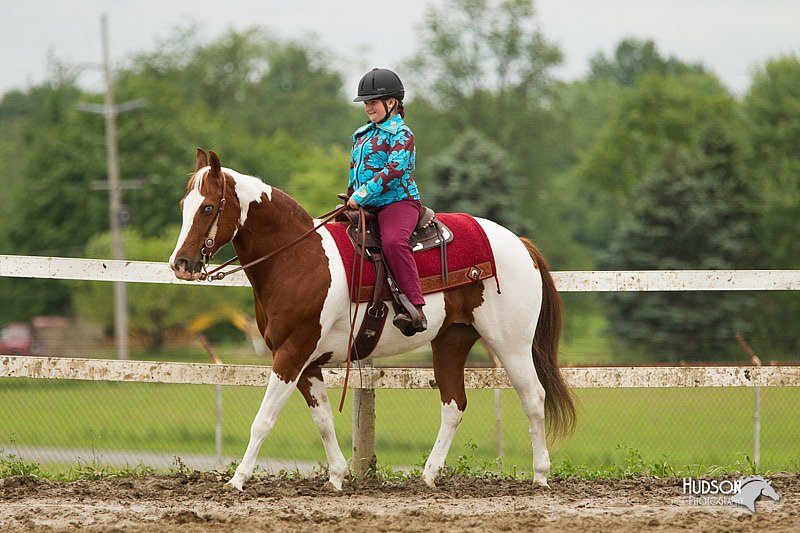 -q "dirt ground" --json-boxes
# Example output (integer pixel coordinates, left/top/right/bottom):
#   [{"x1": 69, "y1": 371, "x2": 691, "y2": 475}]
[{"x1": 0, "y1": 472, "x2": 797, "y2": 532}]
